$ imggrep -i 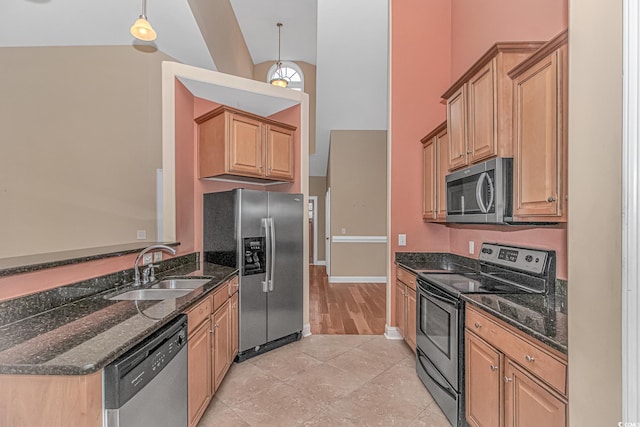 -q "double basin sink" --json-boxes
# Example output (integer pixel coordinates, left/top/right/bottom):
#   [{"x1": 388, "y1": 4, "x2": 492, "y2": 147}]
[{"x1": 108, "y1": 278, "x2": 212, "y2": 301}]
